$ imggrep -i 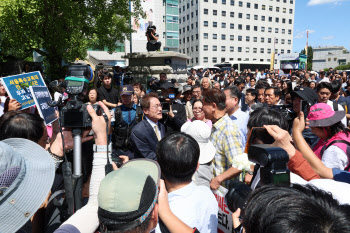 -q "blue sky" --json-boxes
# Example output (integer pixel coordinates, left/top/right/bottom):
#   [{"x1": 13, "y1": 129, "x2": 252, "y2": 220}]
[{"x1": 293, "y1": 0, "x2": 350, "y2": 53}]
